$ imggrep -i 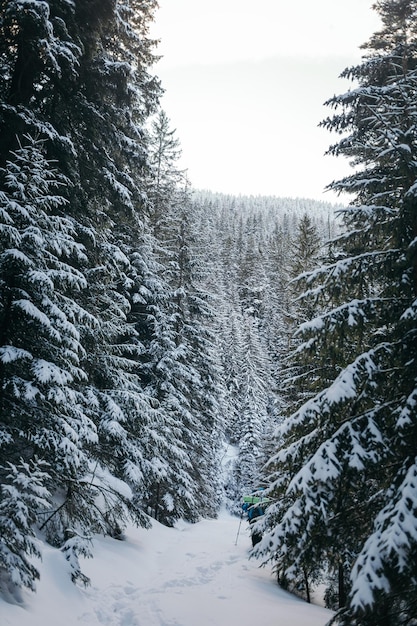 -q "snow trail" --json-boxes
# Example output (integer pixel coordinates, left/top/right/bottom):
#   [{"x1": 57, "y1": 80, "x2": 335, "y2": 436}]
[{"x1": 2, "y1": 508, "x2": 332, "y2": 626}]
